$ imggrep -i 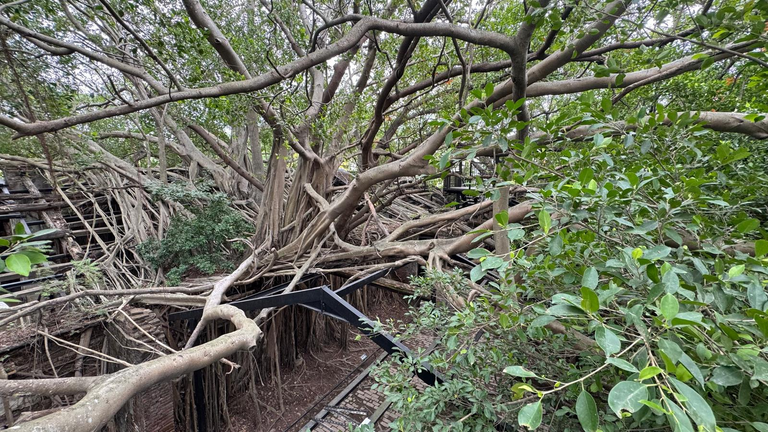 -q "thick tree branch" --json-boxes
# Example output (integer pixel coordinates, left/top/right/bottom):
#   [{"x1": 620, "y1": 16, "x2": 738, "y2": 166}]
[{"x1": 0, "y1": 377, "x2": 97, "y2": 397}]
